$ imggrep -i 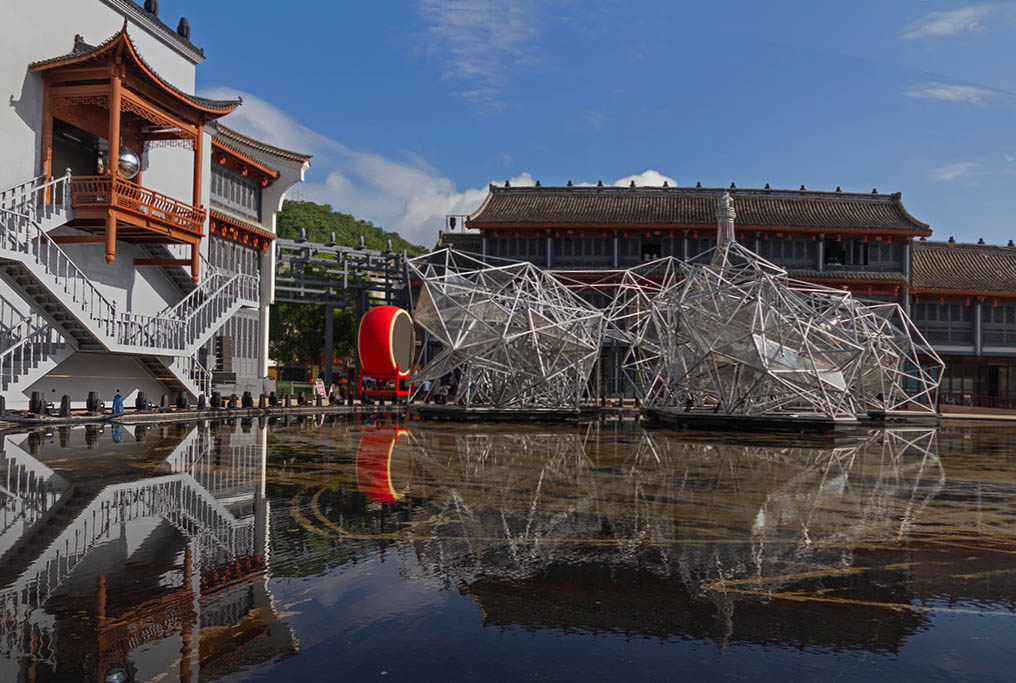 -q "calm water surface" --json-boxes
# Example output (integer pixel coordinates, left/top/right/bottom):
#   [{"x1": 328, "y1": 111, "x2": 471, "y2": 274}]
[{"x1": 2, "y1": 416, "x2": 1015, "y2": 681}]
